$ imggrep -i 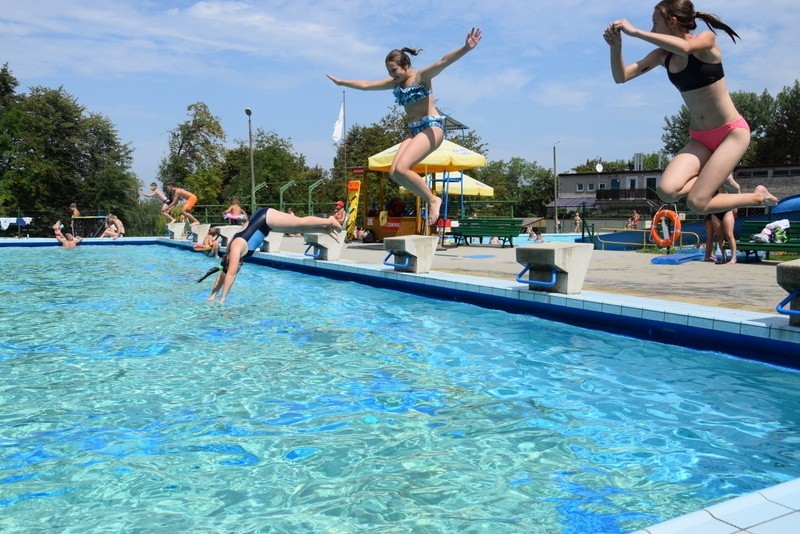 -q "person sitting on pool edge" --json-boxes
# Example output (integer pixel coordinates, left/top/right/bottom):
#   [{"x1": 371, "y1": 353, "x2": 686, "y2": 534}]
[
  {"x1": 193, "y1": 227, "x2": 221, "y2": 257},
  {"x1": 199, "y1": 207, "x2": 342, "y2": 303}
]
